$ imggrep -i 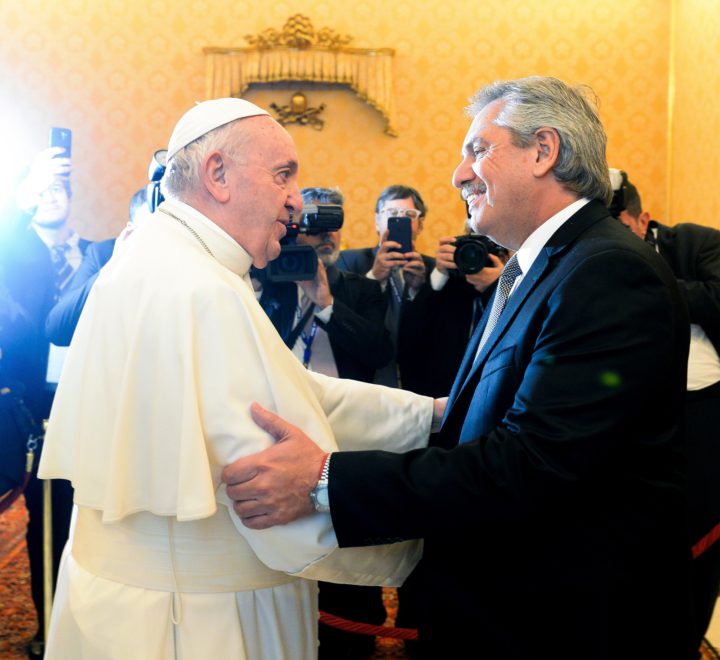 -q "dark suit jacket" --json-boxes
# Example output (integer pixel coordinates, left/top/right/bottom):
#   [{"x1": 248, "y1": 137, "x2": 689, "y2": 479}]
[
  {"x1": 337, "y1": 246, "x2": 436, "y2": 292},
  {"x1": 256, "y1": 265, "x2": 392, "y2": 383},
  {"x1": 0, "y1": 221, "x2": 91, "y2": 418},
  {"x1": 652, "y1": 220, "x2": 720, "y2": 356},
  {"x1": 337, "y1": 246, "x2": 439, "y2": 392},
  {"x1": 329, "y1": 201, "x2": 693, "y2": 659},
  {"x1": 398, "y1": 273, "x2": 494, "y2": 398},
  {"x1": 45, "y1": 238, "x2": 116, "y2": 346}
]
